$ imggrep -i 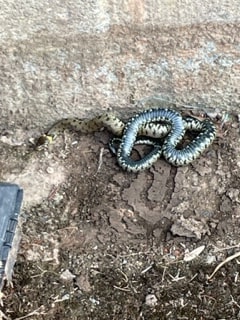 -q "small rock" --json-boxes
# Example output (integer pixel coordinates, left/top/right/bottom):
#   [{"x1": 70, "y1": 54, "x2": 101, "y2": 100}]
[
  {"x1": 60, "y1": 269, "x2": 76, "y2": 281},
  {"x1": 145, "y1": 294, "x2": 158, "y2": 307},
  {"x1": 205, "y1": 255, "x2": 217, "y2": 265},
  {"x1": 226, "y1": 188, "x2": 240, "y2": 203},
  {"x1": 46, "y1": 166, "x2": 54, "y2": 174}
]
